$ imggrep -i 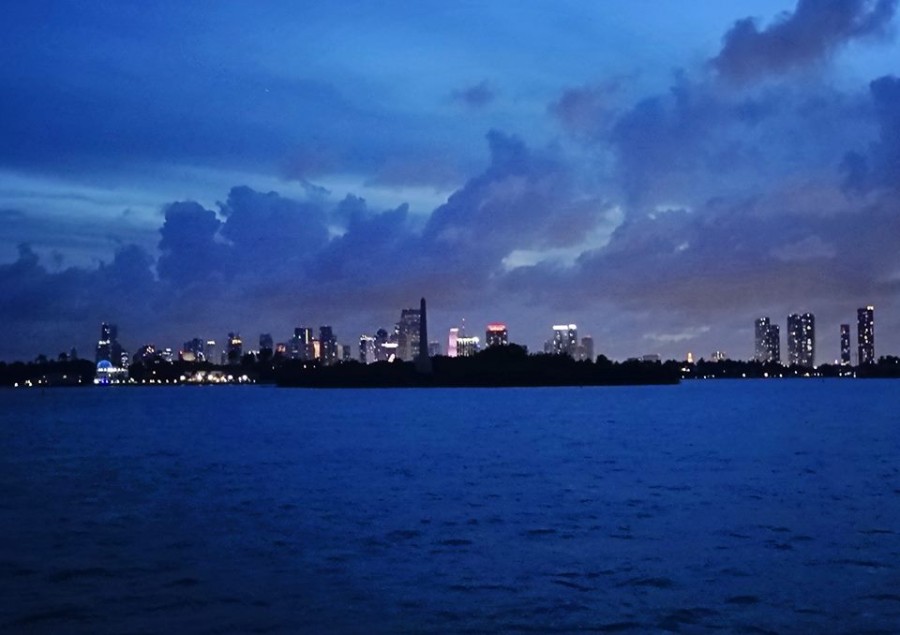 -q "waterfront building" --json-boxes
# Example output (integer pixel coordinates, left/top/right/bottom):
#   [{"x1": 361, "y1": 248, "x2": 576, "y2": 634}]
[
  {"x1": 485, "y1": 323, "x2": 509, "y2": 347},
  {"x1": 858, "y1": 306, "x2": 875, "y2": 365},
  {"x1": 840, "y1": 324, "x2": 851, "y2": 365},
  {"x1": 552, "y1": 324, "x2": 578, "y2": 357},
  {"x1": 182, "y1": 338, "x2": 206, "y2": 362},
  {"x1": 95, "y1": 322, "x2": 123, "y2": 365},
  {"x1": 787, "y1": 313, "x2": 815, "y2": 367},
  {"x1": 754, "y1": 317, "x2": 780, "y2": 364}
]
